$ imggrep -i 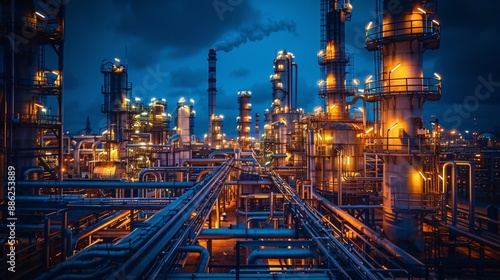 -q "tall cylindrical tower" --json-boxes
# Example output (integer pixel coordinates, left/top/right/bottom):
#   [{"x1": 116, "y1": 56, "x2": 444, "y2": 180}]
[
  {"x1": 207, "y1": 49, "x2": 217, "y2": 144},
  {"x1": 318, "y1": 0, "x2": 354, "y2": 119},
  {"x1": 237, "y1": 90, "x2": 252, "y2": 151},
  {"x1": 210, "y1": 115, "x2": 223, "y2": 149},
  {"x1": 364, "y1": 0, "x2": 441, "y2": 252},
  {"x1": 270, "y1": 50, "x2": 294, "y2": 110},
  {"x1": 101, "y1": 61, "x2": 132, "y2": 161},
  {"x1": 176, "y1": 98, "x2": 191, "y2": 144},
  {"x1": 149, "y1": 98, "x2": 169, "y2": 145},
  {"x1": 254, "y1": 113, "x2": 260, "y2": 141}
]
